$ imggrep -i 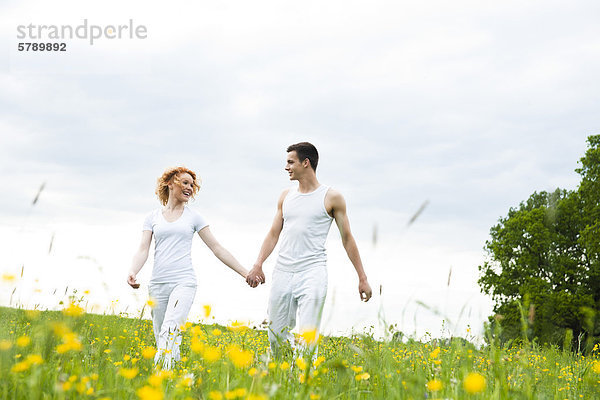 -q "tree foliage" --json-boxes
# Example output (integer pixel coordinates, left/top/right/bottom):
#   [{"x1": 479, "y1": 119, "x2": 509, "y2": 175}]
[{"x1": 479, "y1": 135, "x2": 600, "y2": 347}]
